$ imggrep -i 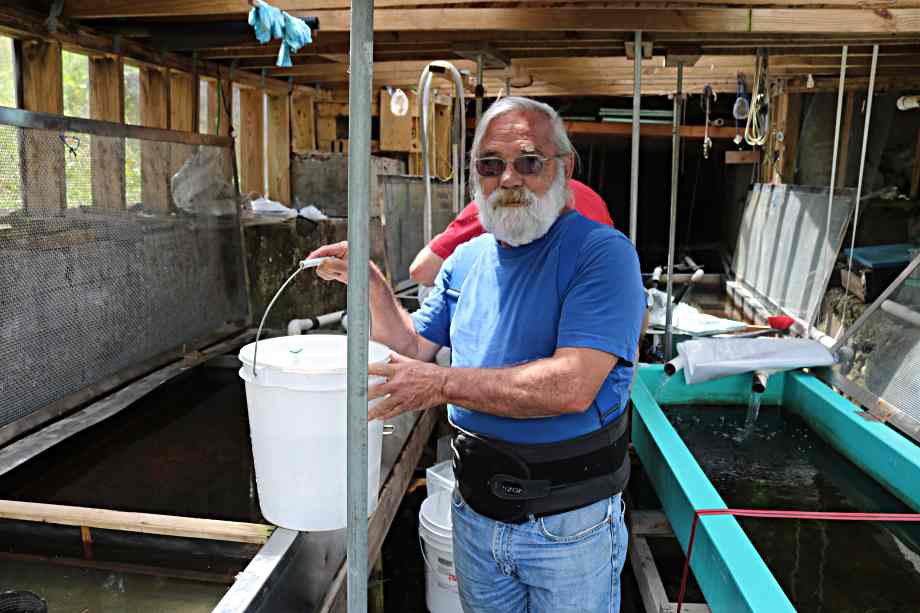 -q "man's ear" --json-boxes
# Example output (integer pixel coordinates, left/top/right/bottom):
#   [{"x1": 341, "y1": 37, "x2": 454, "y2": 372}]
[{"x1": 564, "y1": 153, "x2": 575, "y2": 181}]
